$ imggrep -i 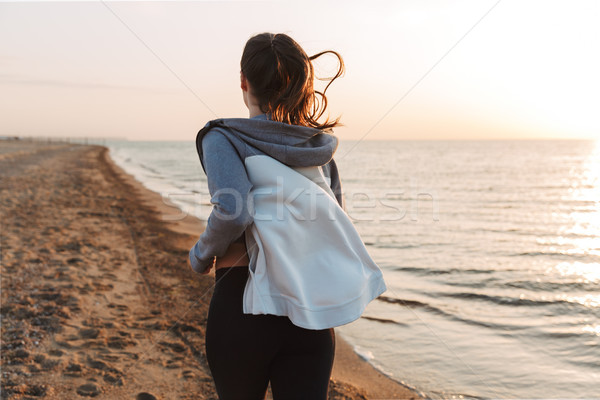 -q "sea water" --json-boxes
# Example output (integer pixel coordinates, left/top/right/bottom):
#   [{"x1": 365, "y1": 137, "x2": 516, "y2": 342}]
[{"x1": 106, "y1": 139, "x2": 600, "y2": 399}]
